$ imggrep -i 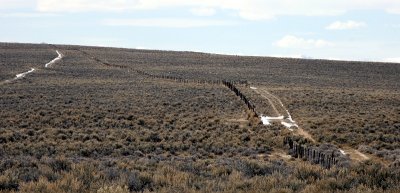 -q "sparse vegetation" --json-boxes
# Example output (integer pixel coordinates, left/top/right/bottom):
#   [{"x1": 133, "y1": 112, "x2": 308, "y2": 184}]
[{"x1": 0, "y1": 43, "x2": 399, "y2": 192}]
